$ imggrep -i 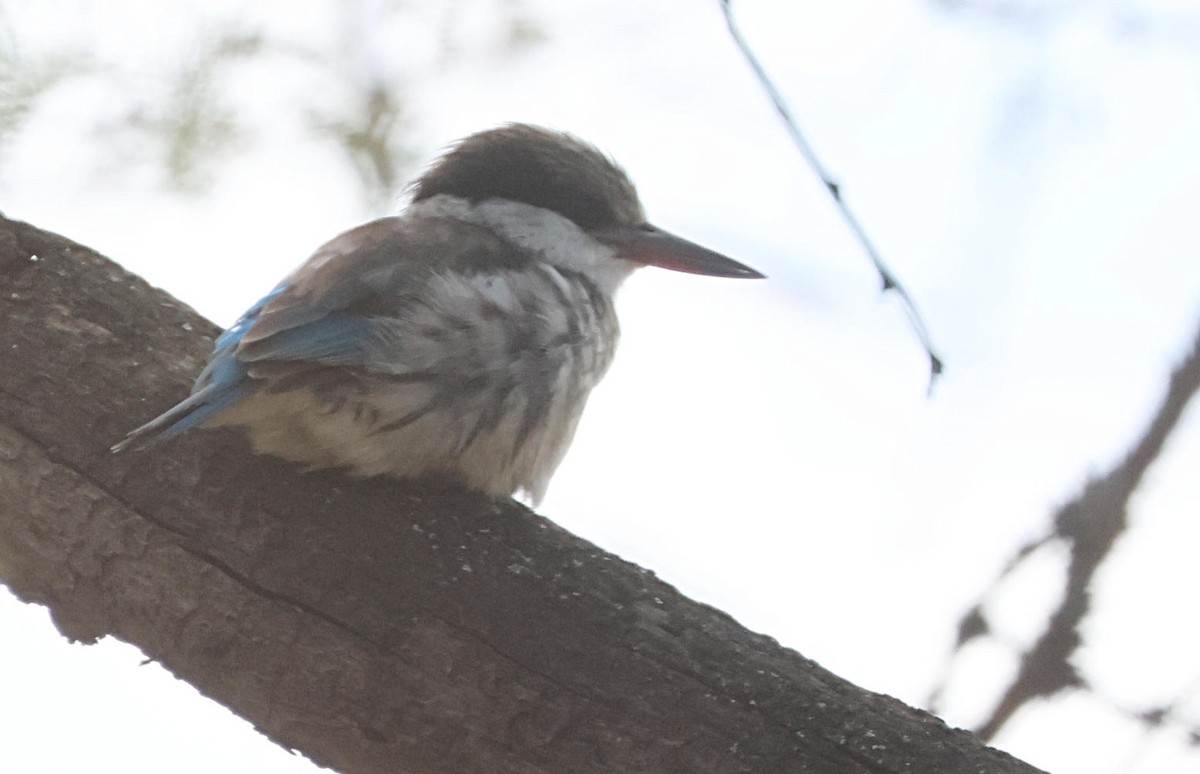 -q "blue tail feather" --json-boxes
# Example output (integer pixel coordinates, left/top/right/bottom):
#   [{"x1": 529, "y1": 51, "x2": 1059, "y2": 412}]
[
  {"x1": 112, "y1": 281, "x2": 380, "y2": 453},
  {"x1": 114, "y1": 285, "x2": 286, "y2": 451},
  {"x1": 112, "y1": 338, "x2": 256, "y2": 452}
]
